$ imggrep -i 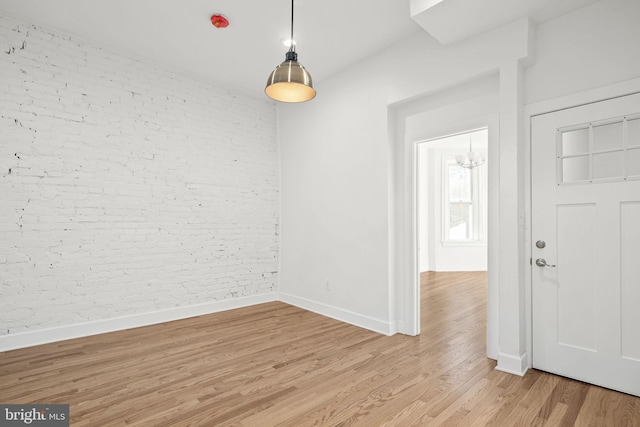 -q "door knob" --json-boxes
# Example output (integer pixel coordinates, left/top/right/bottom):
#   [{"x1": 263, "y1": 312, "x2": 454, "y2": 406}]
[{"x1": 535, "y1": 258, "x2": 556, "y2": 268}]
